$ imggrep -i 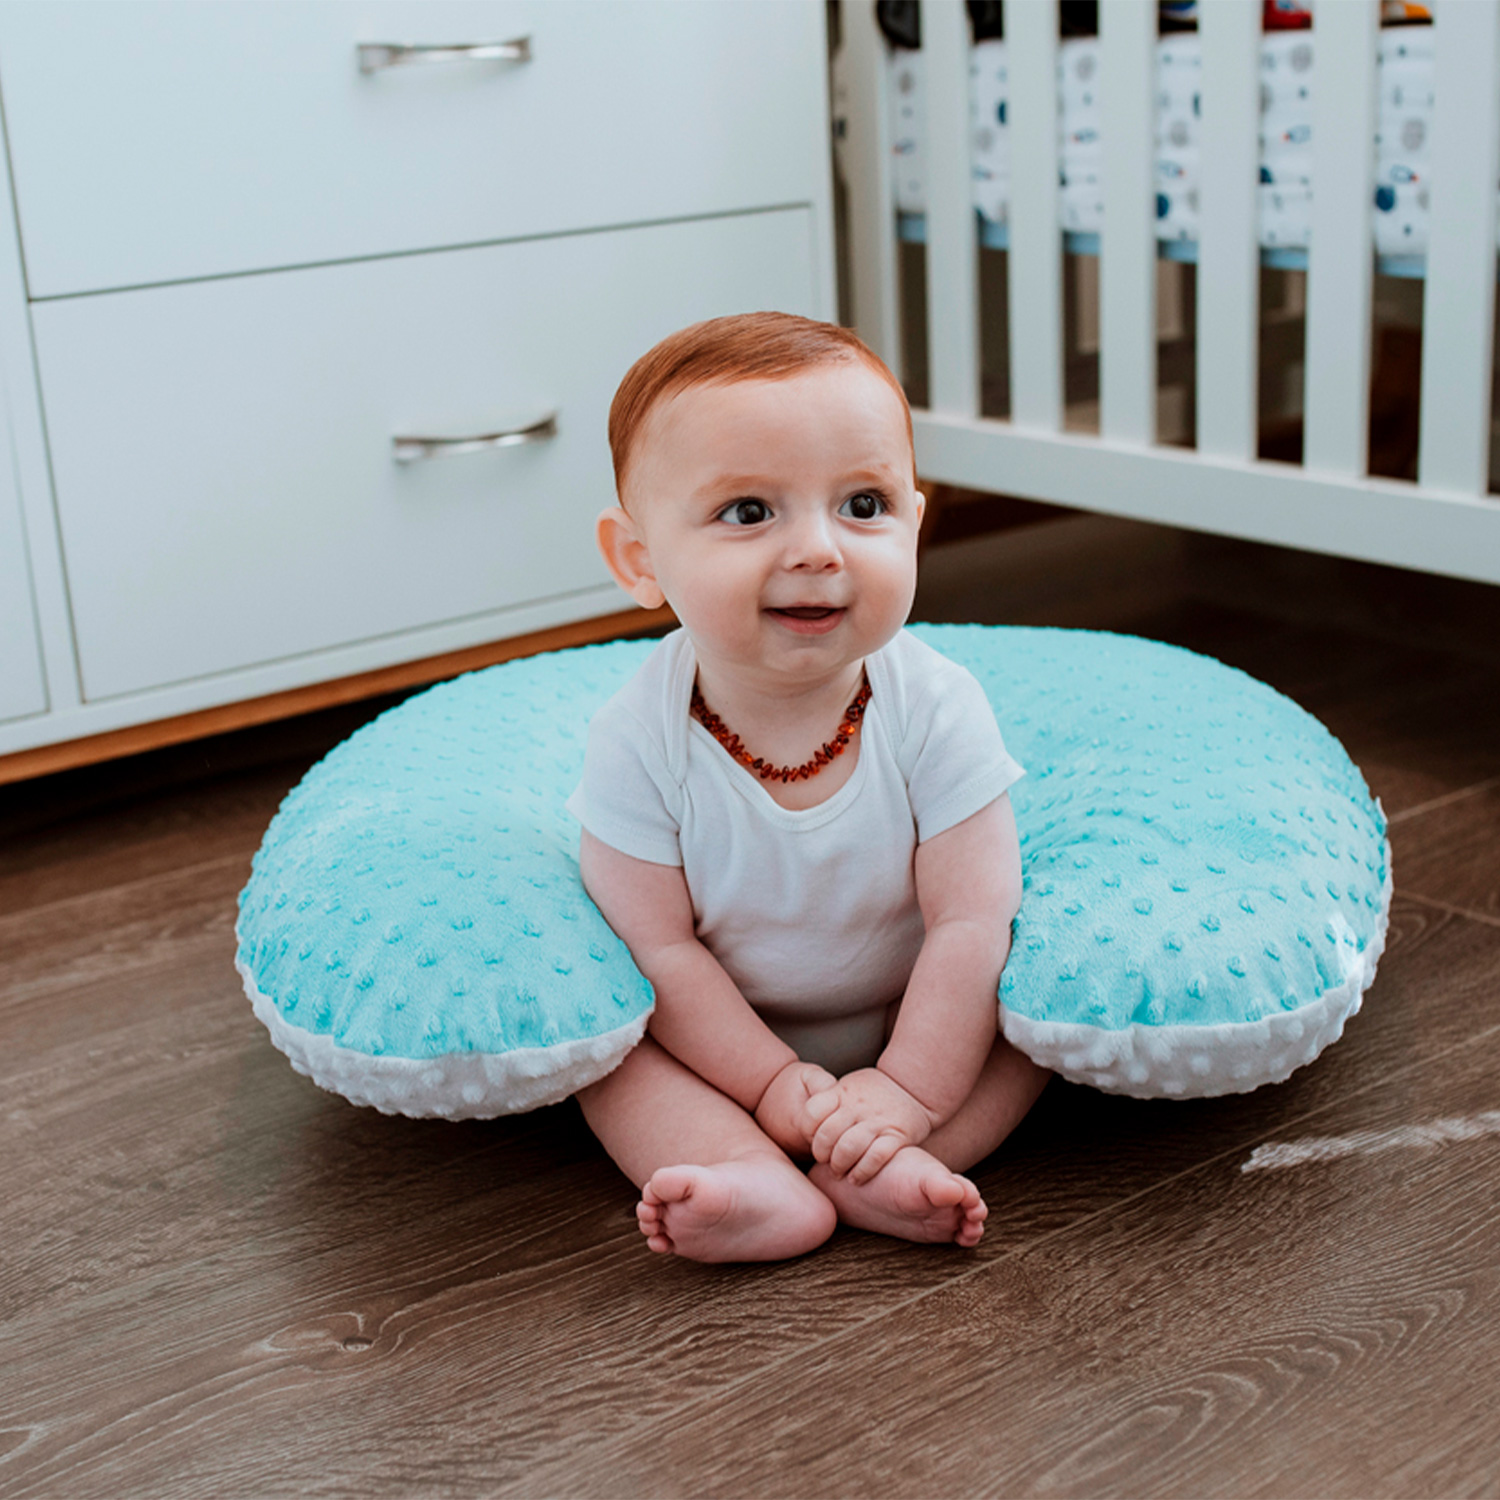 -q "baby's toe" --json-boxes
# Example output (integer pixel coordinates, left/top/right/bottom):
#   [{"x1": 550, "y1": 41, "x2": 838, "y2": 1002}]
[
  {"x1": 637, "y1": 1201, "x2": 673, "y2": 1253},
  {"x1": 922, "y1": 1171, "x2": 969, "y2": 1209},
  {"x1": 645, "y1": 1165, "x2": 699, "y2": 1206}
]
